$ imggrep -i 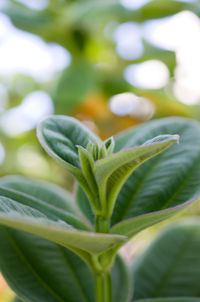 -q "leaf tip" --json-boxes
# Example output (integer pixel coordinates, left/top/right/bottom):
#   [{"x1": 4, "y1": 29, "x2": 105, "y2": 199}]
[{"x1": 173, "y1": 134, "x2": 180, "y2": 144}]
